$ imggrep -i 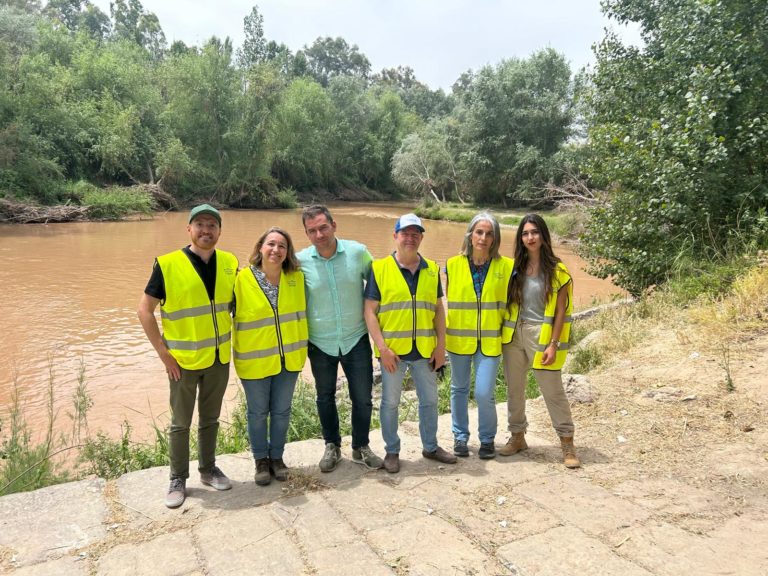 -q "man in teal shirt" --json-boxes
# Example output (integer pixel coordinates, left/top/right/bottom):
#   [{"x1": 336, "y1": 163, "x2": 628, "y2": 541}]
[{"x1": 297, "y1": 205, "x2": 384, "y2": 472}]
